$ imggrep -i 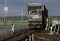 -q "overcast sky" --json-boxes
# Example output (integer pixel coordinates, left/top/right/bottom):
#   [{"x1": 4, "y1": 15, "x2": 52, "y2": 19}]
[{"x1": 0, "y1": 0, "x2": 60, "y2": 17}]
